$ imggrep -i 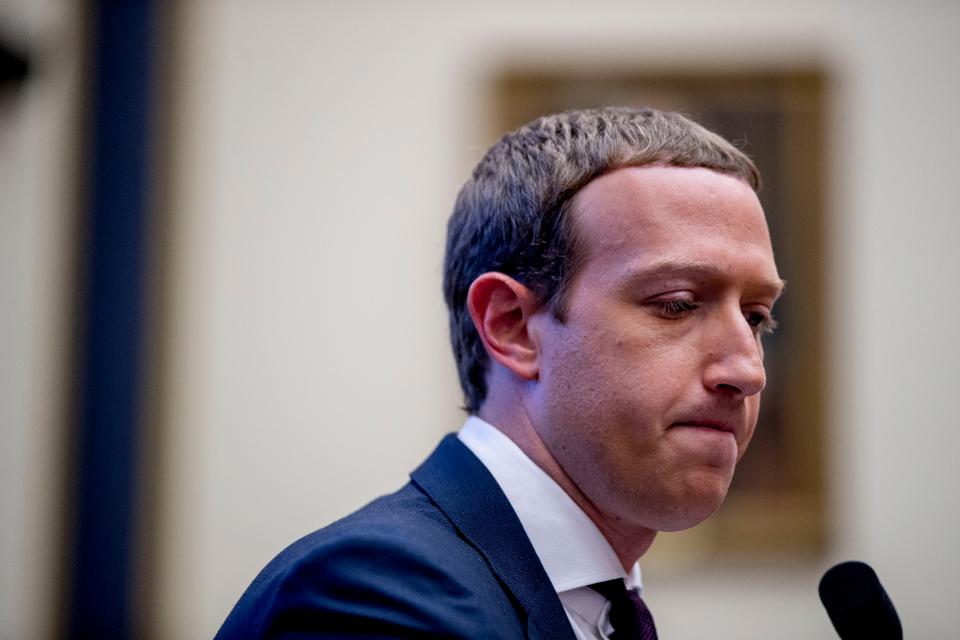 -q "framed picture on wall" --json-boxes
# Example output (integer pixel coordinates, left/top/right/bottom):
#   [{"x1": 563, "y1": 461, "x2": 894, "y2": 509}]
[{"x1": 488, "y1": 67, "x2": 829, "y2": 564}]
